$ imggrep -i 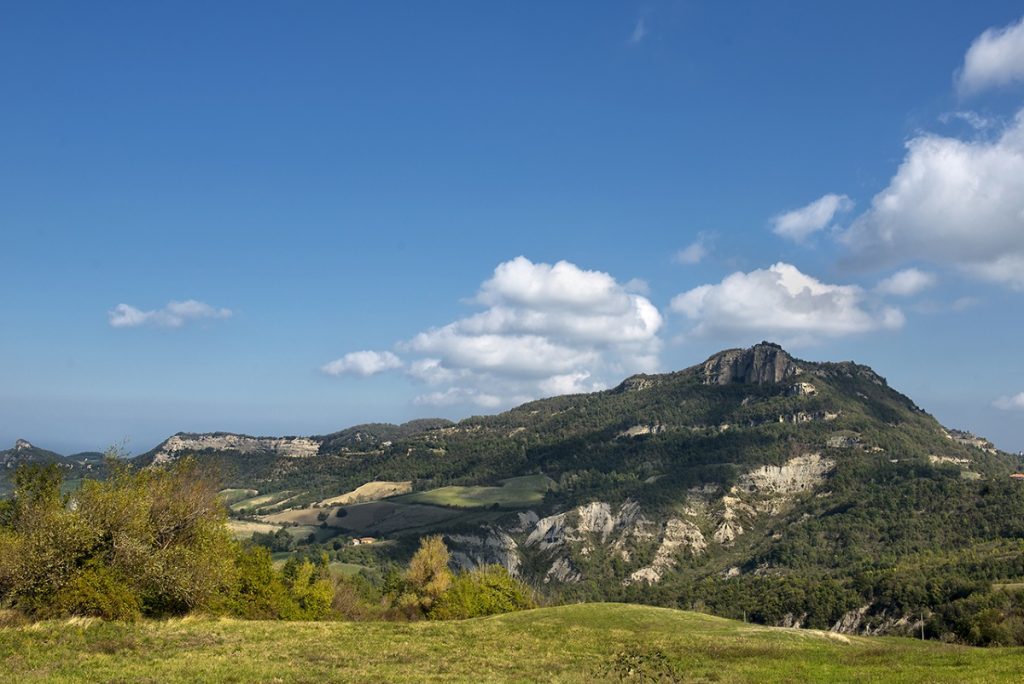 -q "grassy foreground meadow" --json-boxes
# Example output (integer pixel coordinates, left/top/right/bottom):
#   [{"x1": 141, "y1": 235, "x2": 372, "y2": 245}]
[{"x1": 1, "y1": 603, "x2": 1020, "y2": 683}]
